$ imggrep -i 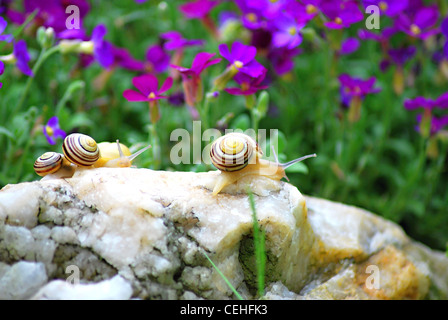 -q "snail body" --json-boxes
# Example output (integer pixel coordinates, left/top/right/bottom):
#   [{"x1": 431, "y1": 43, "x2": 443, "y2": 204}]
[
  {"x1": 210, "y1": 133, "x2": 316, "y2": 195},
  {"x1": 34, "y1": 133, "x2": 150, "y2": 178}
]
